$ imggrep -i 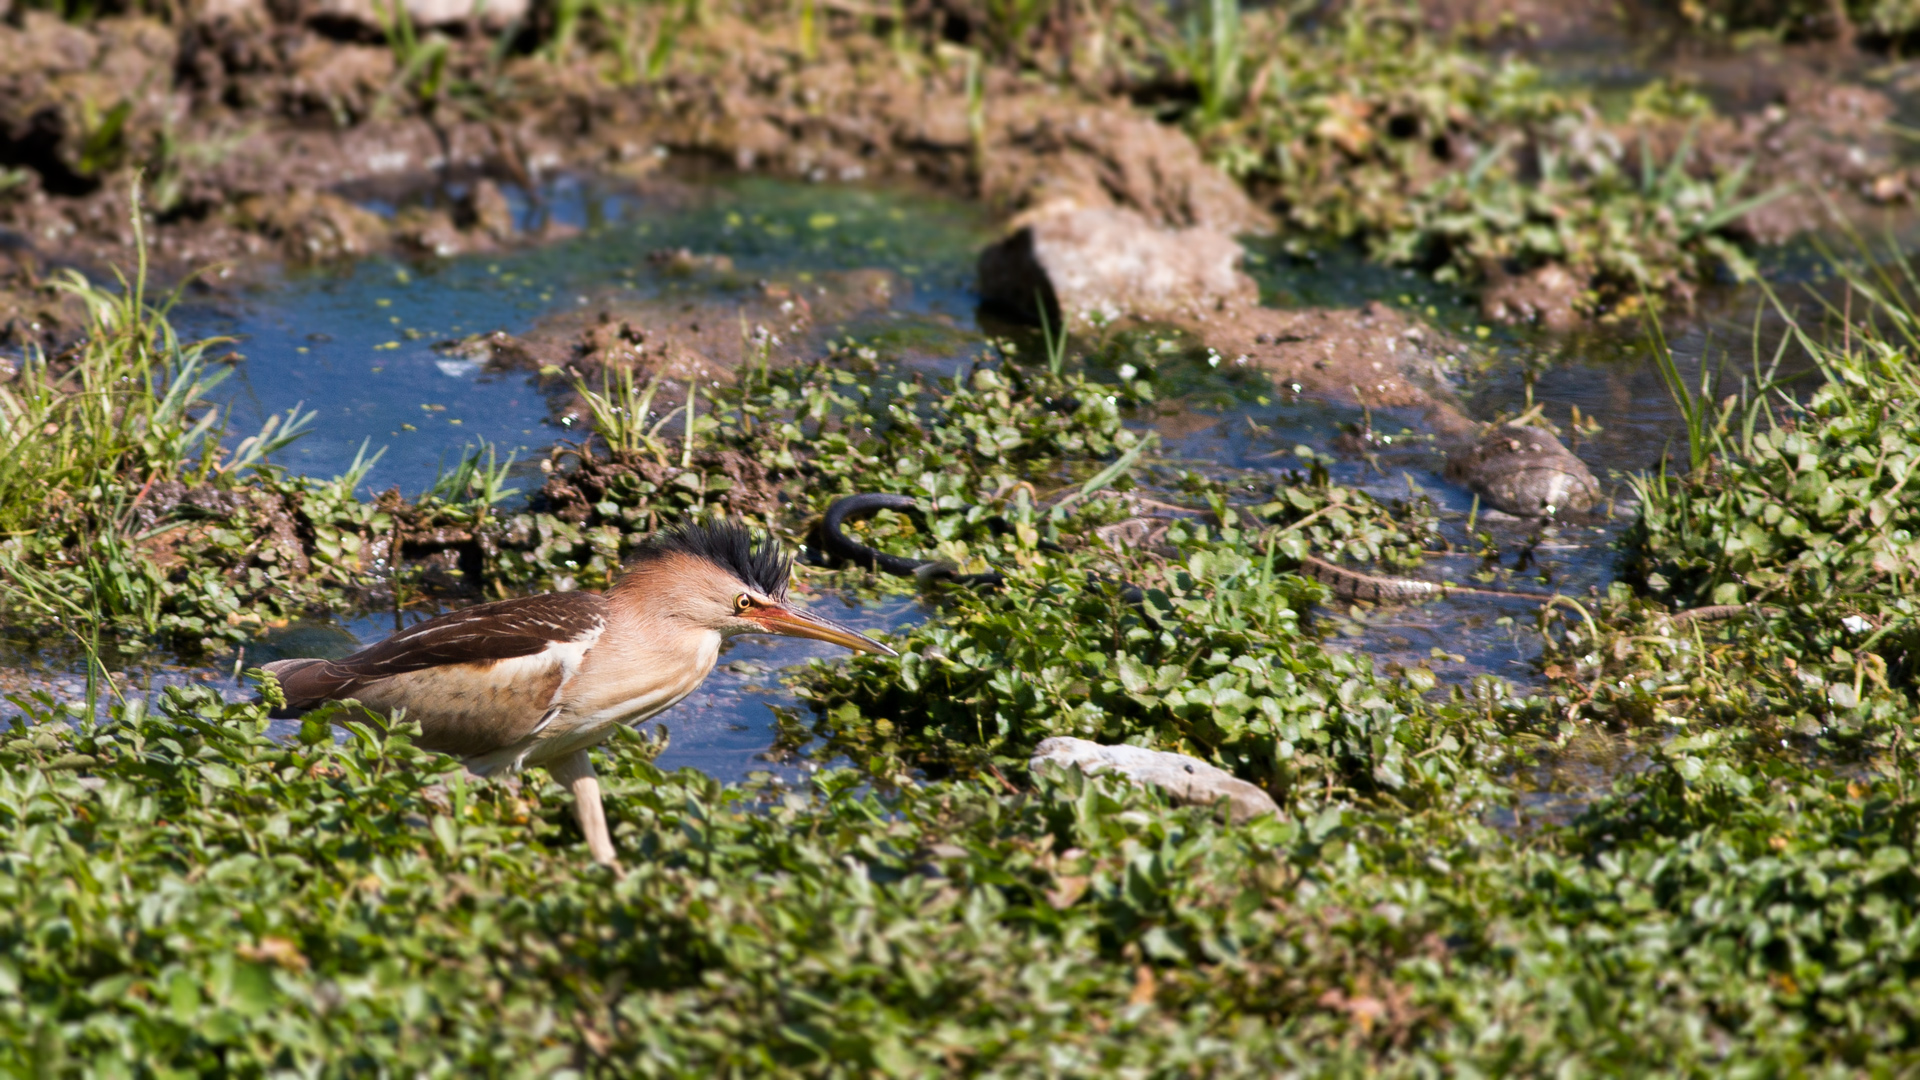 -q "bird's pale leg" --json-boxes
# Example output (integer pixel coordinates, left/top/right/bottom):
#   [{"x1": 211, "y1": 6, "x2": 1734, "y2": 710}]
[{"x1": 549, "y1": 749, "x2": 618, "y2": 867}]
